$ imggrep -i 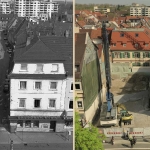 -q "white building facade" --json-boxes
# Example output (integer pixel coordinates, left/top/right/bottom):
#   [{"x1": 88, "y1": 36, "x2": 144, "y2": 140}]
[
  {"x1": 9, "y1": 62, "x2": 67, "y2": 132},
  {"x1": 130, "y1": 6, "x2": 150, "y2": 16},
  {"x1": 14, "y1": 0, "x2": 59, "y2": 18},
  {"x1": 0, "y1": 1, "x2": 11, "y2": 14}
]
